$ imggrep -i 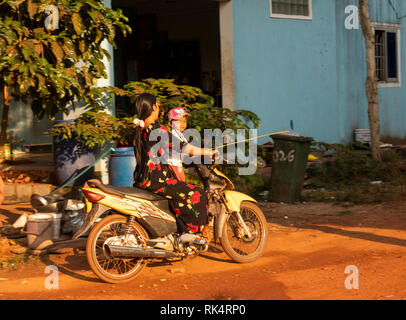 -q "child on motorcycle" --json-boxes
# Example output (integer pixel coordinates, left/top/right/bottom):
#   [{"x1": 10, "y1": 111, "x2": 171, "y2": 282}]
[{"x1": 167, "y1": 107, "x2": 190, "y2": 182}]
